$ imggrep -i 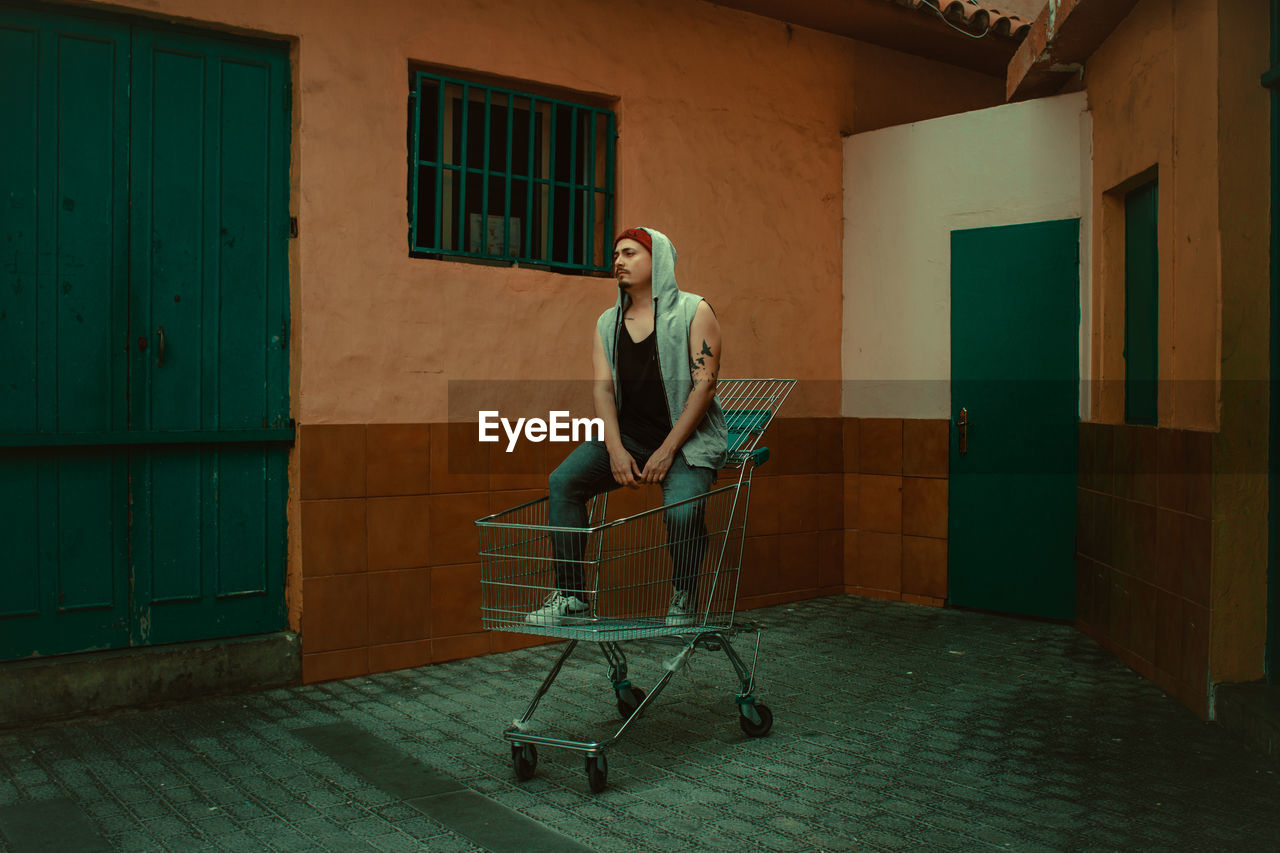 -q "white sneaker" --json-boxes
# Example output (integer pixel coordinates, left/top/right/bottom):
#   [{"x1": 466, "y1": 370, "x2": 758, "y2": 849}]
[
  {"x1": 526, "y1": 592, "x2": 590, "y2": 626},
  {"x1": 666, "y1": 590, "x2": 696, "y2": 627}
]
